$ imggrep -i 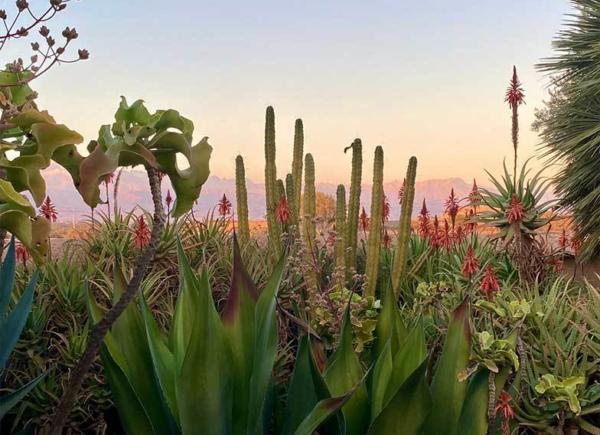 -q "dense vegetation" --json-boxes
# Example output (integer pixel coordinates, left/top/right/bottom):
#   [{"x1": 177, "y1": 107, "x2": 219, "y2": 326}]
[{"x1": 0, "y1": 0, "x2": 599, "y2": 434}]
